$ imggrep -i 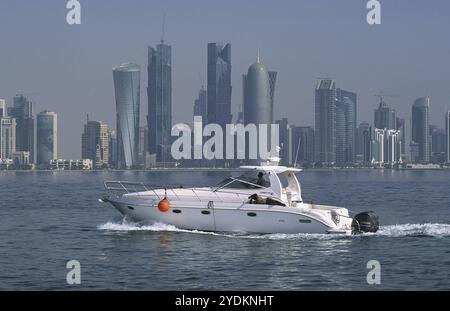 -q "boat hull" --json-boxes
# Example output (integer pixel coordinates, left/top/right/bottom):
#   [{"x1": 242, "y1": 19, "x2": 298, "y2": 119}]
[{"x1": 107, "y1": 197, "x2": 350, "y2": 235}]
